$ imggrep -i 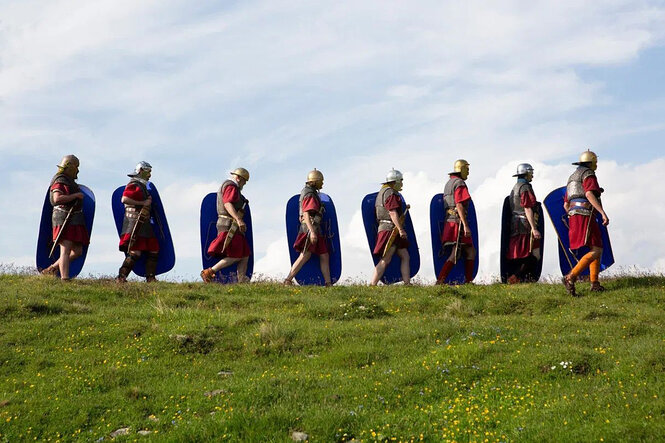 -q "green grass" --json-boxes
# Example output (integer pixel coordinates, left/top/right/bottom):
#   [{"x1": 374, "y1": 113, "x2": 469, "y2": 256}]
[{"x1": 0, "y1": 275, "x2": 664, "y2": 442}]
